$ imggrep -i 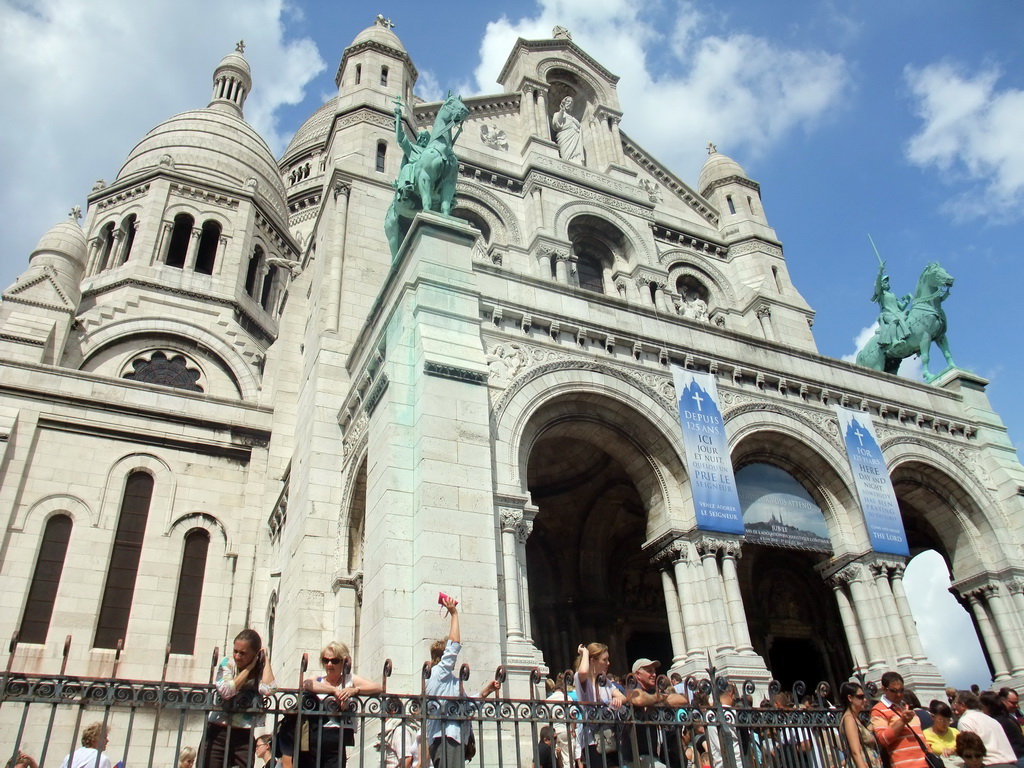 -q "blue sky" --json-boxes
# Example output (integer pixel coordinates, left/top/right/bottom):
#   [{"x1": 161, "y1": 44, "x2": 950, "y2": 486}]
[{"x1": 2, "y1": 0, "x2": 1020, "y2": 688}]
